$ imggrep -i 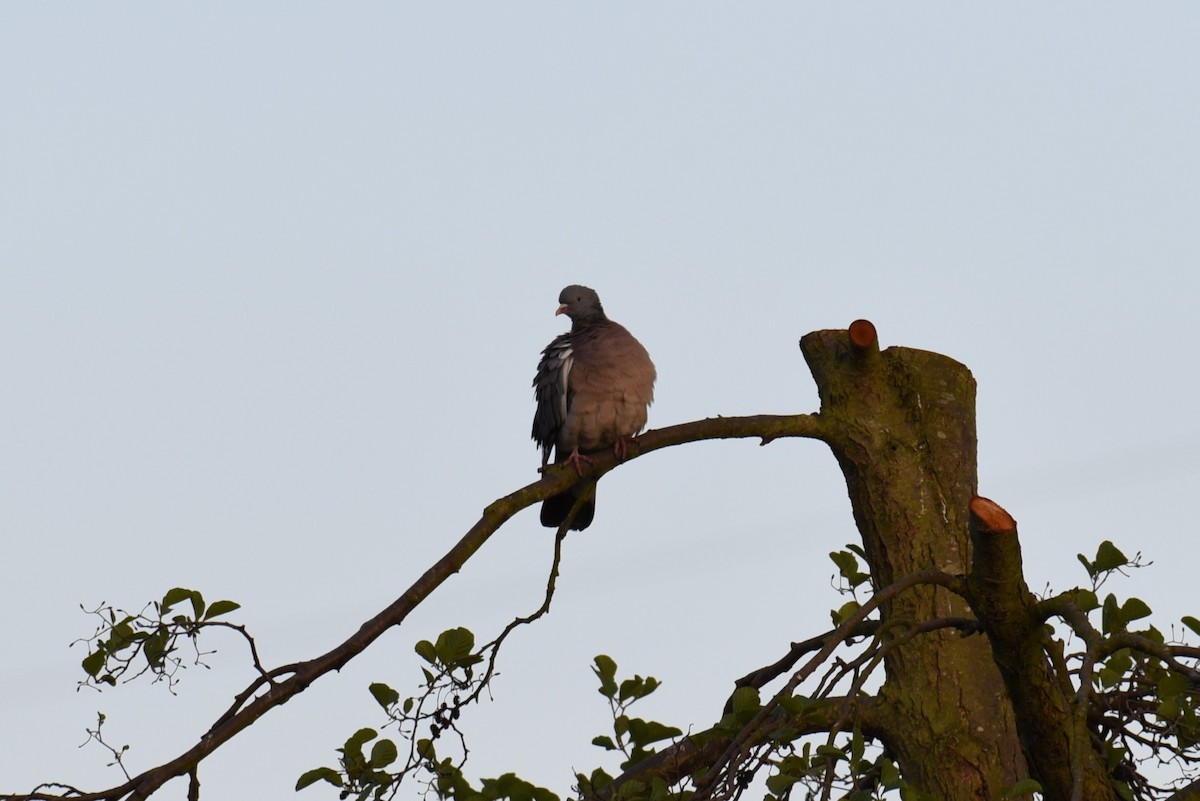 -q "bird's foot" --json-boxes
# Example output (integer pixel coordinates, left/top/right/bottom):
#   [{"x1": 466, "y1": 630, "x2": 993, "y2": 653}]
[
  {"x1": 562, "y1": 448, "x2": 594, "y2": 476},
  {"x1": 613, "y1": 436, "x2": 637, "y2": 462}
]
